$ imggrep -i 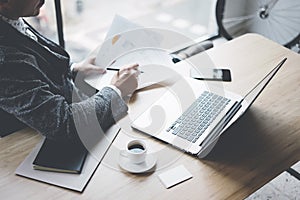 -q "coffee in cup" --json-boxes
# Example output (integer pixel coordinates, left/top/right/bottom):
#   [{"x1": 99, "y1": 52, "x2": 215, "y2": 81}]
[{"x1": 121, "y1": 140, "x2": 147, "y2": 164}]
